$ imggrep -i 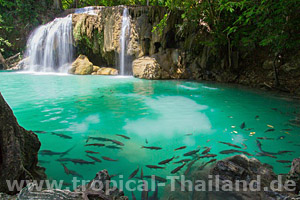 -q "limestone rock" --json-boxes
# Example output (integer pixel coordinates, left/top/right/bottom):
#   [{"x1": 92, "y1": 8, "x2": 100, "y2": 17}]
[
  {"x1": 97, "y1": 67, "x2": 118, "y2": 75},
  {"x1": 69, "y1": 55, "x2": 93, "y2": 75},
  {"x1": 0, "y1": 93, "x2": 46, "y2": 194},
  {"x1": 132, "y1": 56, "x2": 161, "y2": 79},
  {"x1": 93, "y1": 65, "x2": 100, "y2": 72}
]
